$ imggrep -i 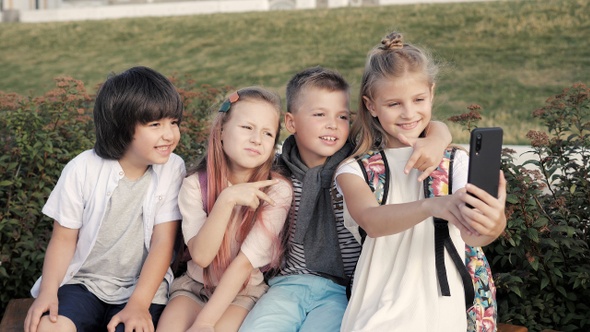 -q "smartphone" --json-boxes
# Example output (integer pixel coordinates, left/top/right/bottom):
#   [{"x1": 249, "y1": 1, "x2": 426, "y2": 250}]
[{"x1": 467, "y1": 127, "x2": 503, "y2": 205}]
